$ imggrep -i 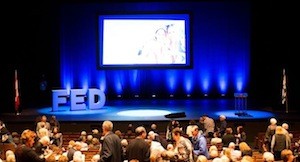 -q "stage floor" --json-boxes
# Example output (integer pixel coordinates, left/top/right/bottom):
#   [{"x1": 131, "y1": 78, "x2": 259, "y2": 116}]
[{"x1": 0, "y1": 99, "x2": 277, "y2": 122}]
